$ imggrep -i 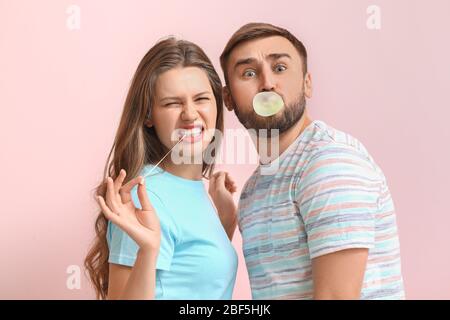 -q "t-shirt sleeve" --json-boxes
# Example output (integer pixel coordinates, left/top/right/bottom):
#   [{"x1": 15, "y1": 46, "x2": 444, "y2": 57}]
[
  {"x1": 106, "y1": 187, "x2": 177, "y2": 270},
  {"x1": 296, "y1": 143, "x2": 380, "y2": 259}
]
